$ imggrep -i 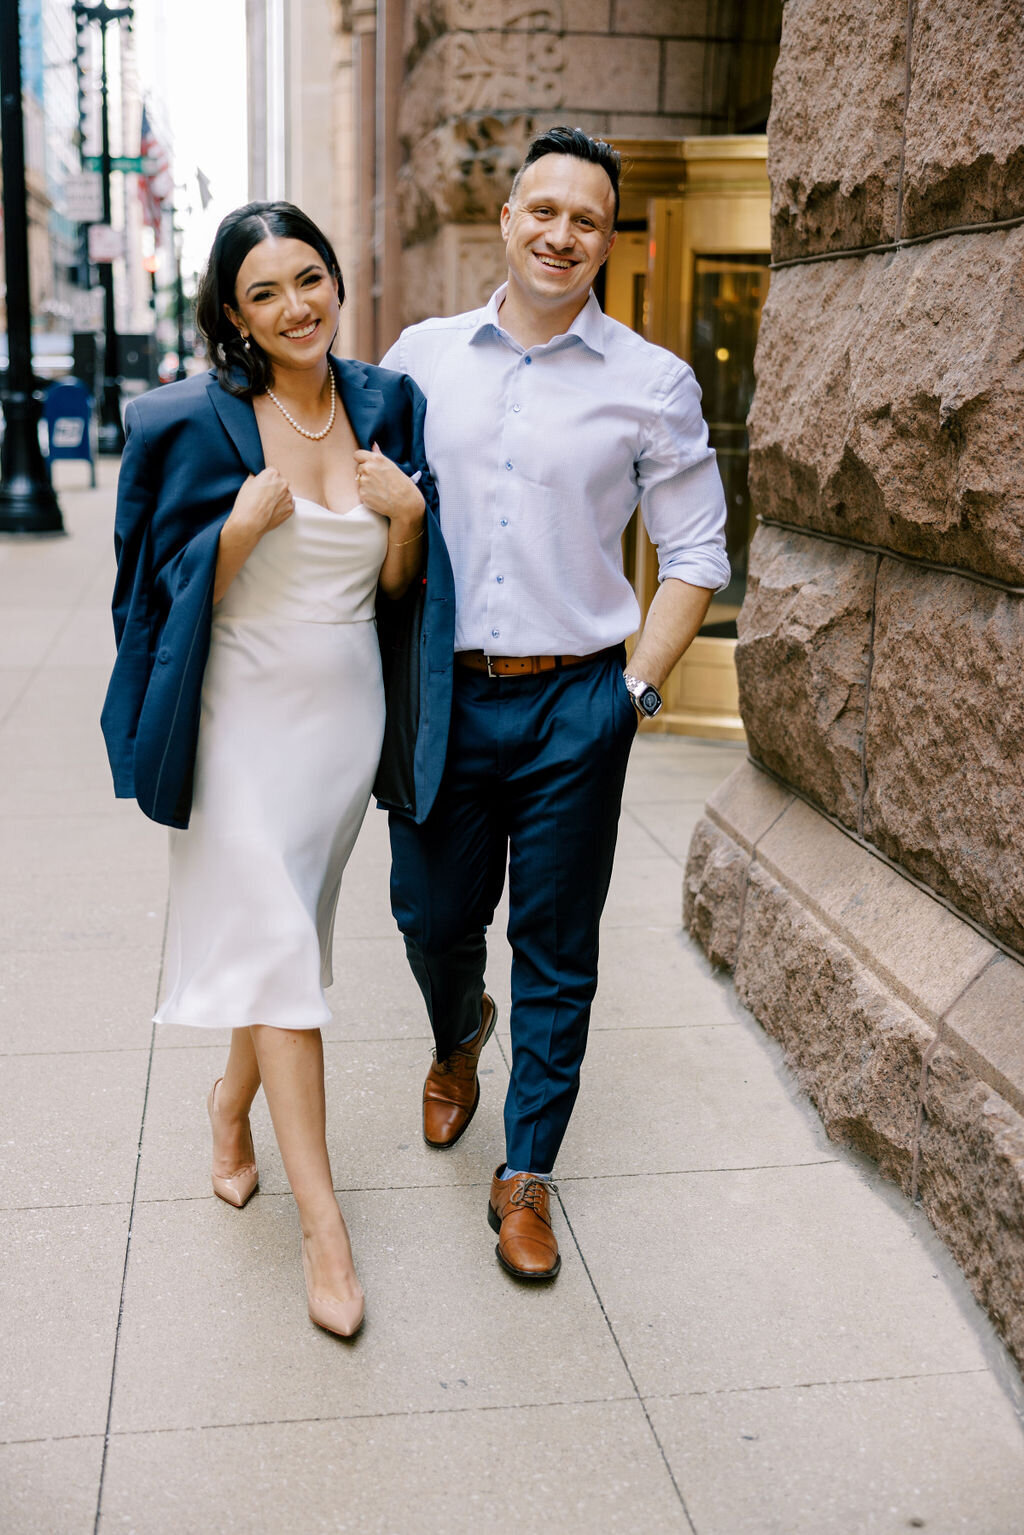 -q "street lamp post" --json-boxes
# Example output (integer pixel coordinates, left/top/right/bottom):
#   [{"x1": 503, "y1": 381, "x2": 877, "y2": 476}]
[
  {"x1": 0, "y1": 0, "x2": 64, "y2": 534},
  {"x1": 174, "y1": 214, "x2": 187, "y2": 382},
  {"x1": 75, "y1": 1, "x2": 133, "y2": 455}
]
